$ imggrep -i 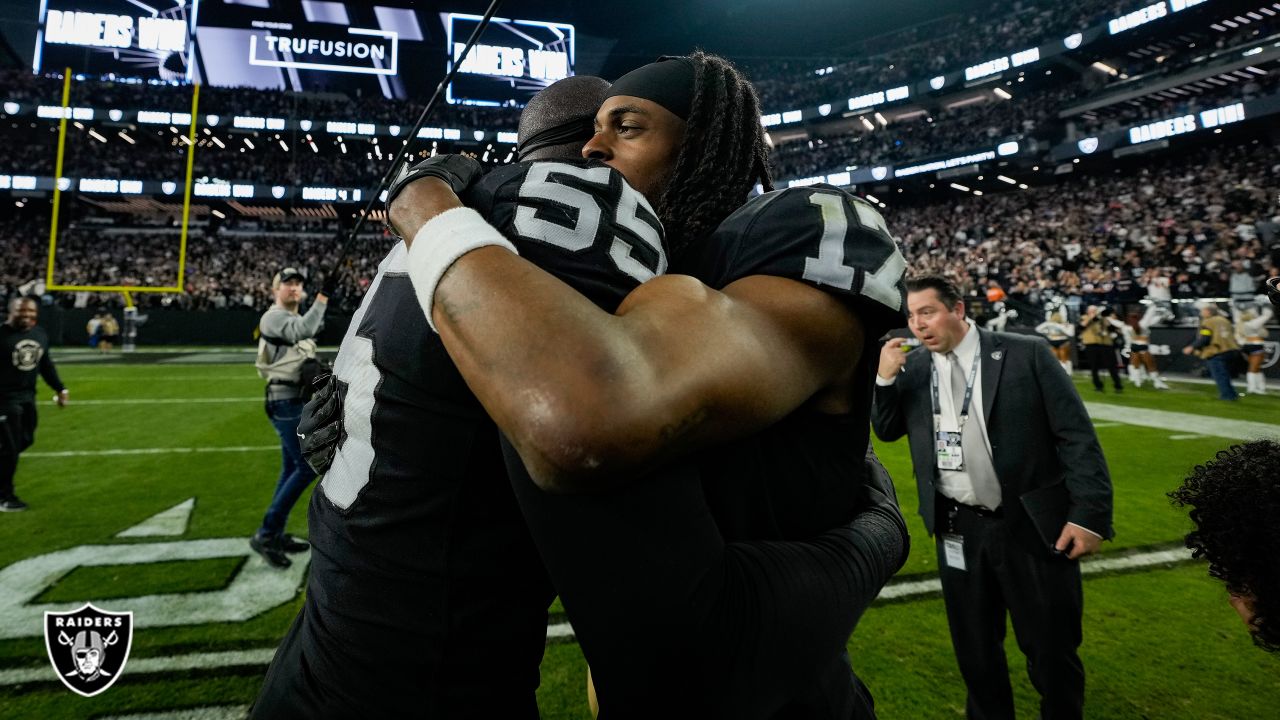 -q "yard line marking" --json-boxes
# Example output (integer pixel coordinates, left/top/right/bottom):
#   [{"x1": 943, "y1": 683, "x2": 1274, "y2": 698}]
[
  {"x1": 1090, "y1": 422, "x2": 1123, "y2": 428},
  {"x1": 1083, "y1": 402, "x2": 1280, "y2": 440},
  {"x1": 99, "y1": 705, "x2": 251, "y2": 720},
  {"x1": 41, "y1": 398, "x2": 260, "y2": 405},
  {"x1": 25, "y1": 446, "x2": 277, "y2": 458},
  {"x1": 0, "y1": 546, "x2": 1193, "y2": 684},
  {"x1": 1169, "y1": 434, "x2": 1208, "y2": 440}
]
